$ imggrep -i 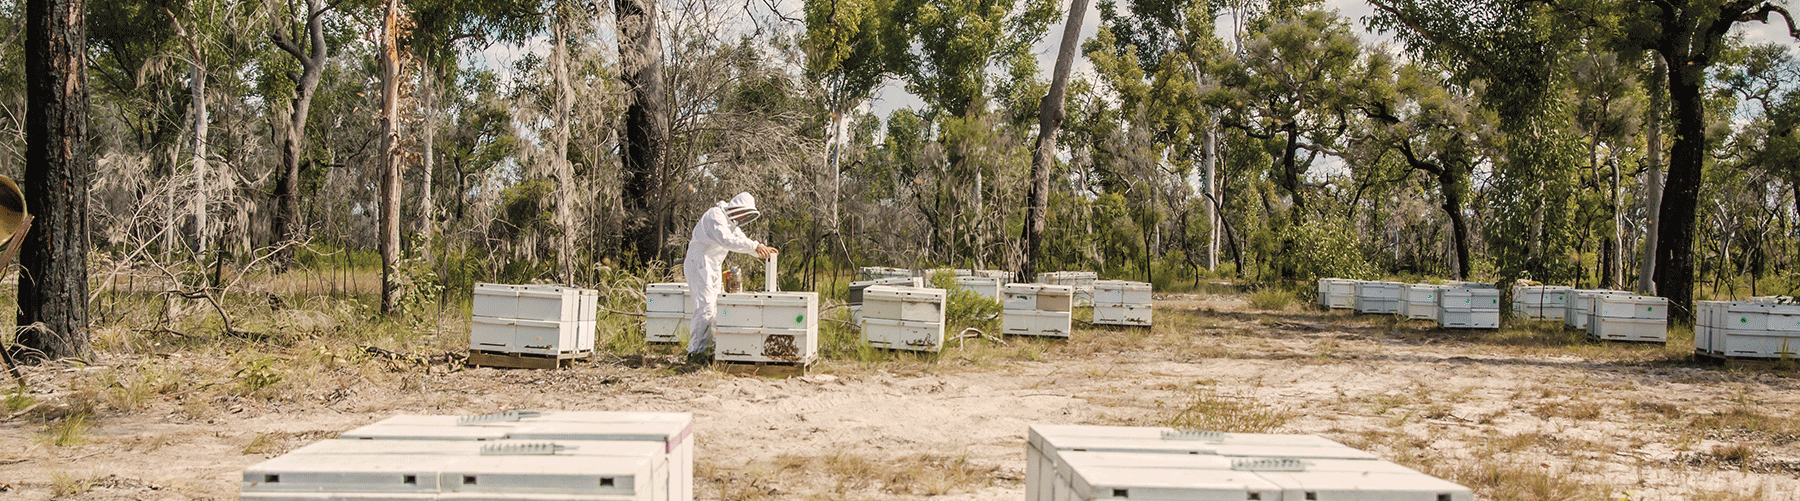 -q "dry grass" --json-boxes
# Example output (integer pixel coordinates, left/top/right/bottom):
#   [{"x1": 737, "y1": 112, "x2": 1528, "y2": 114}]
[
  {"x1": 1163, "y1": 385, "x2": 1293, "y2": 433},
  {"x1": 711, "y1": 449, "x2": 1007, "y2": 499},
  {"x1": 1247, "y1": 289, "x2": 1296, "y2": 311}
]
